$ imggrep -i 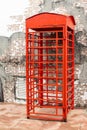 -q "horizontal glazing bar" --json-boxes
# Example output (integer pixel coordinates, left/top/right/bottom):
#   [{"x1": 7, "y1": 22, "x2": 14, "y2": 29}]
[
  {"x1": 32, "y1": 90, "x2": 63, "y2": 94},
  {"x1": 29, "y1": 54, "x2": 63, "y2": 56},
  {"x1": 67, "y1": 80, "x2": 74, "y2": 85},
  {"x1": 67, "y1": 87, "x2": 73, "y2": 93},
  {"x1": 29, "y1": 76, "x2": 63, "y2": 79},
  {"x1": 28, "y1": 97, "x2": 63, "y2": 102},
  {"x1": 28, "y1": 46, "x2": 63, "y2": 49},
  {"x1": 28, "y1": 38, "x2": 64, "y2": 40},
  {"x1": 30, "y1": 112, "x2": 63, "y2": 117},
  {"x1": 29, "y1": 61, "x2": 63, "y2": 63},
  {"x1": 67, "y1": 39, "x2": 73, "y2": 42}
]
